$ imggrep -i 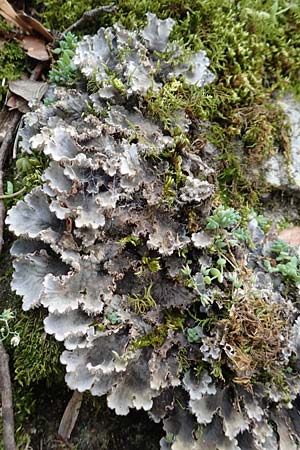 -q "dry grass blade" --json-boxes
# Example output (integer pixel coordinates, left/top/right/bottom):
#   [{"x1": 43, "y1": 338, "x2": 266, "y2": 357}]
[{"x1": 222, "y1": 295, "x2": 289, "y2": 383}]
